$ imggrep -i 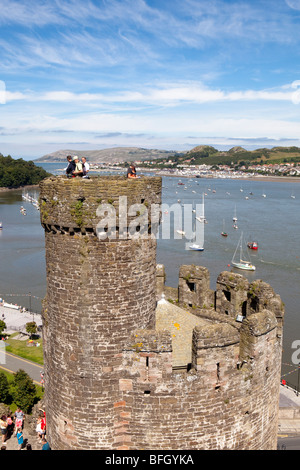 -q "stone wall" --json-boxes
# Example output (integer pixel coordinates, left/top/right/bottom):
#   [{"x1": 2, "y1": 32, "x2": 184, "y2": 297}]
[
  {"x1": 40, "y1": 176, "x2": 284, "y2": 450},
  {"x1": 40, "y1": 176, "x2": 161, "y2": 449}
]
